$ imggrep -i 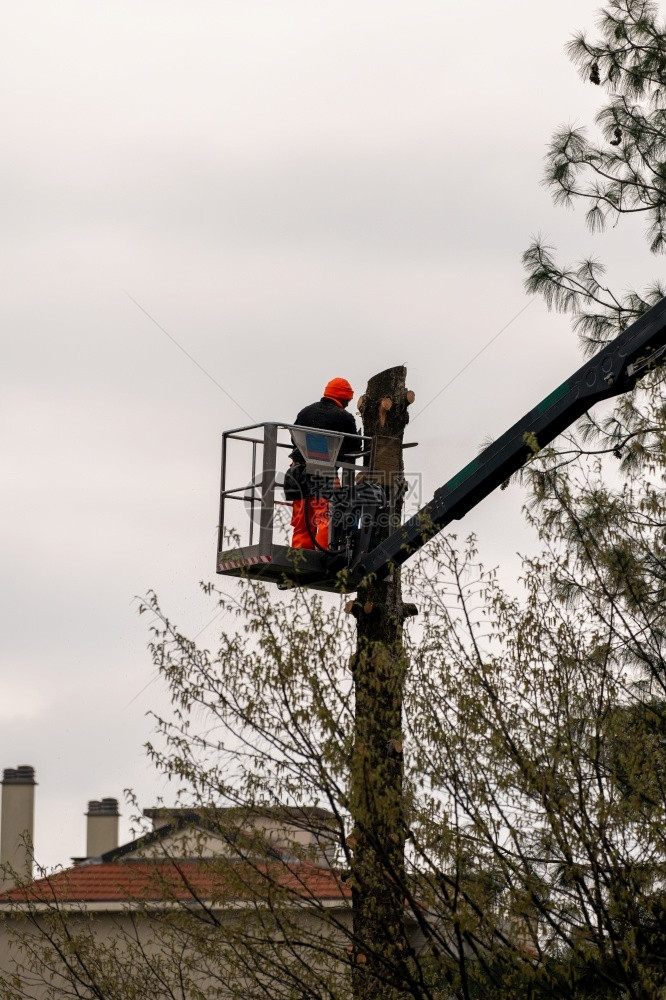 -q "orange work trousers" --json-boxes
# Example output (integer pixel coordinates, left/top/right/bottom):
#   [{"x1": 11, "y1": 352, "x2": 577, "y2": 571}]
[{"x1": 290, "y1": 497, "x2": 329, "y2": 549}]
